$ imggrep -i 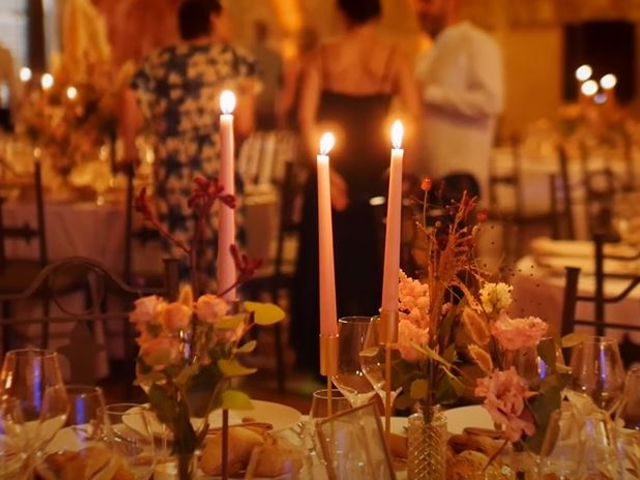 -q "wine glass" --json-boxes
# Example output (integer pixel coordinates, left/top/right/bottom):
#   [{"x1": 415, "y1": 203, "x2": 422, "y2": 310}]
[
  {"x1": 503, "y1": 336, "x2": 564, "y2": 390},
  {"x1": 99, "y1": 403, "x2": 156, "y2": 480},
  {"x1": 538, "y1": 406, "x2": 585, "y2": 479},
  {"x1": 0, "y1": 349, "x2": 69, "y2": 454},
  {"x1": 36, "y1": 385, "x2": 116, "y2": 480},
  {"x1": 332, "y1": 317, "x2": 377, "y2": 407},
  {"x1": 0, "y1": 396, "x2": 28, "y2": 479},
  {"x1": 569, "y1": 336, "x2": 626, "y2": 411},
  {"x1": 360, "y1": 317, "x2": 402, "y2": 413},
  {"x1": 582, "y1": 409, "x2": 624, "y2": 479},
  {"x1": 618, "y1": 366, "x2": 640, "y2": 431}
]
